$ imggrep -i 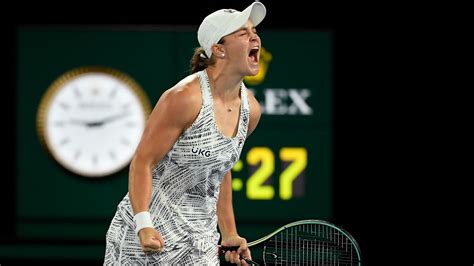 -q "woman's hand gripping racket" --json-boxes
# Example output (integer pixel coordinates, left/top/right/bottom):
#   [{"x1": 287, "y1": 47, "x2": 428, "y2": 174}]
[
  {"x1": 219, "y1": 245, "x2": 259, "y2": 265},
  {"x1": 220, "y1": 219, "x2": 361, "y2": 265}
]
